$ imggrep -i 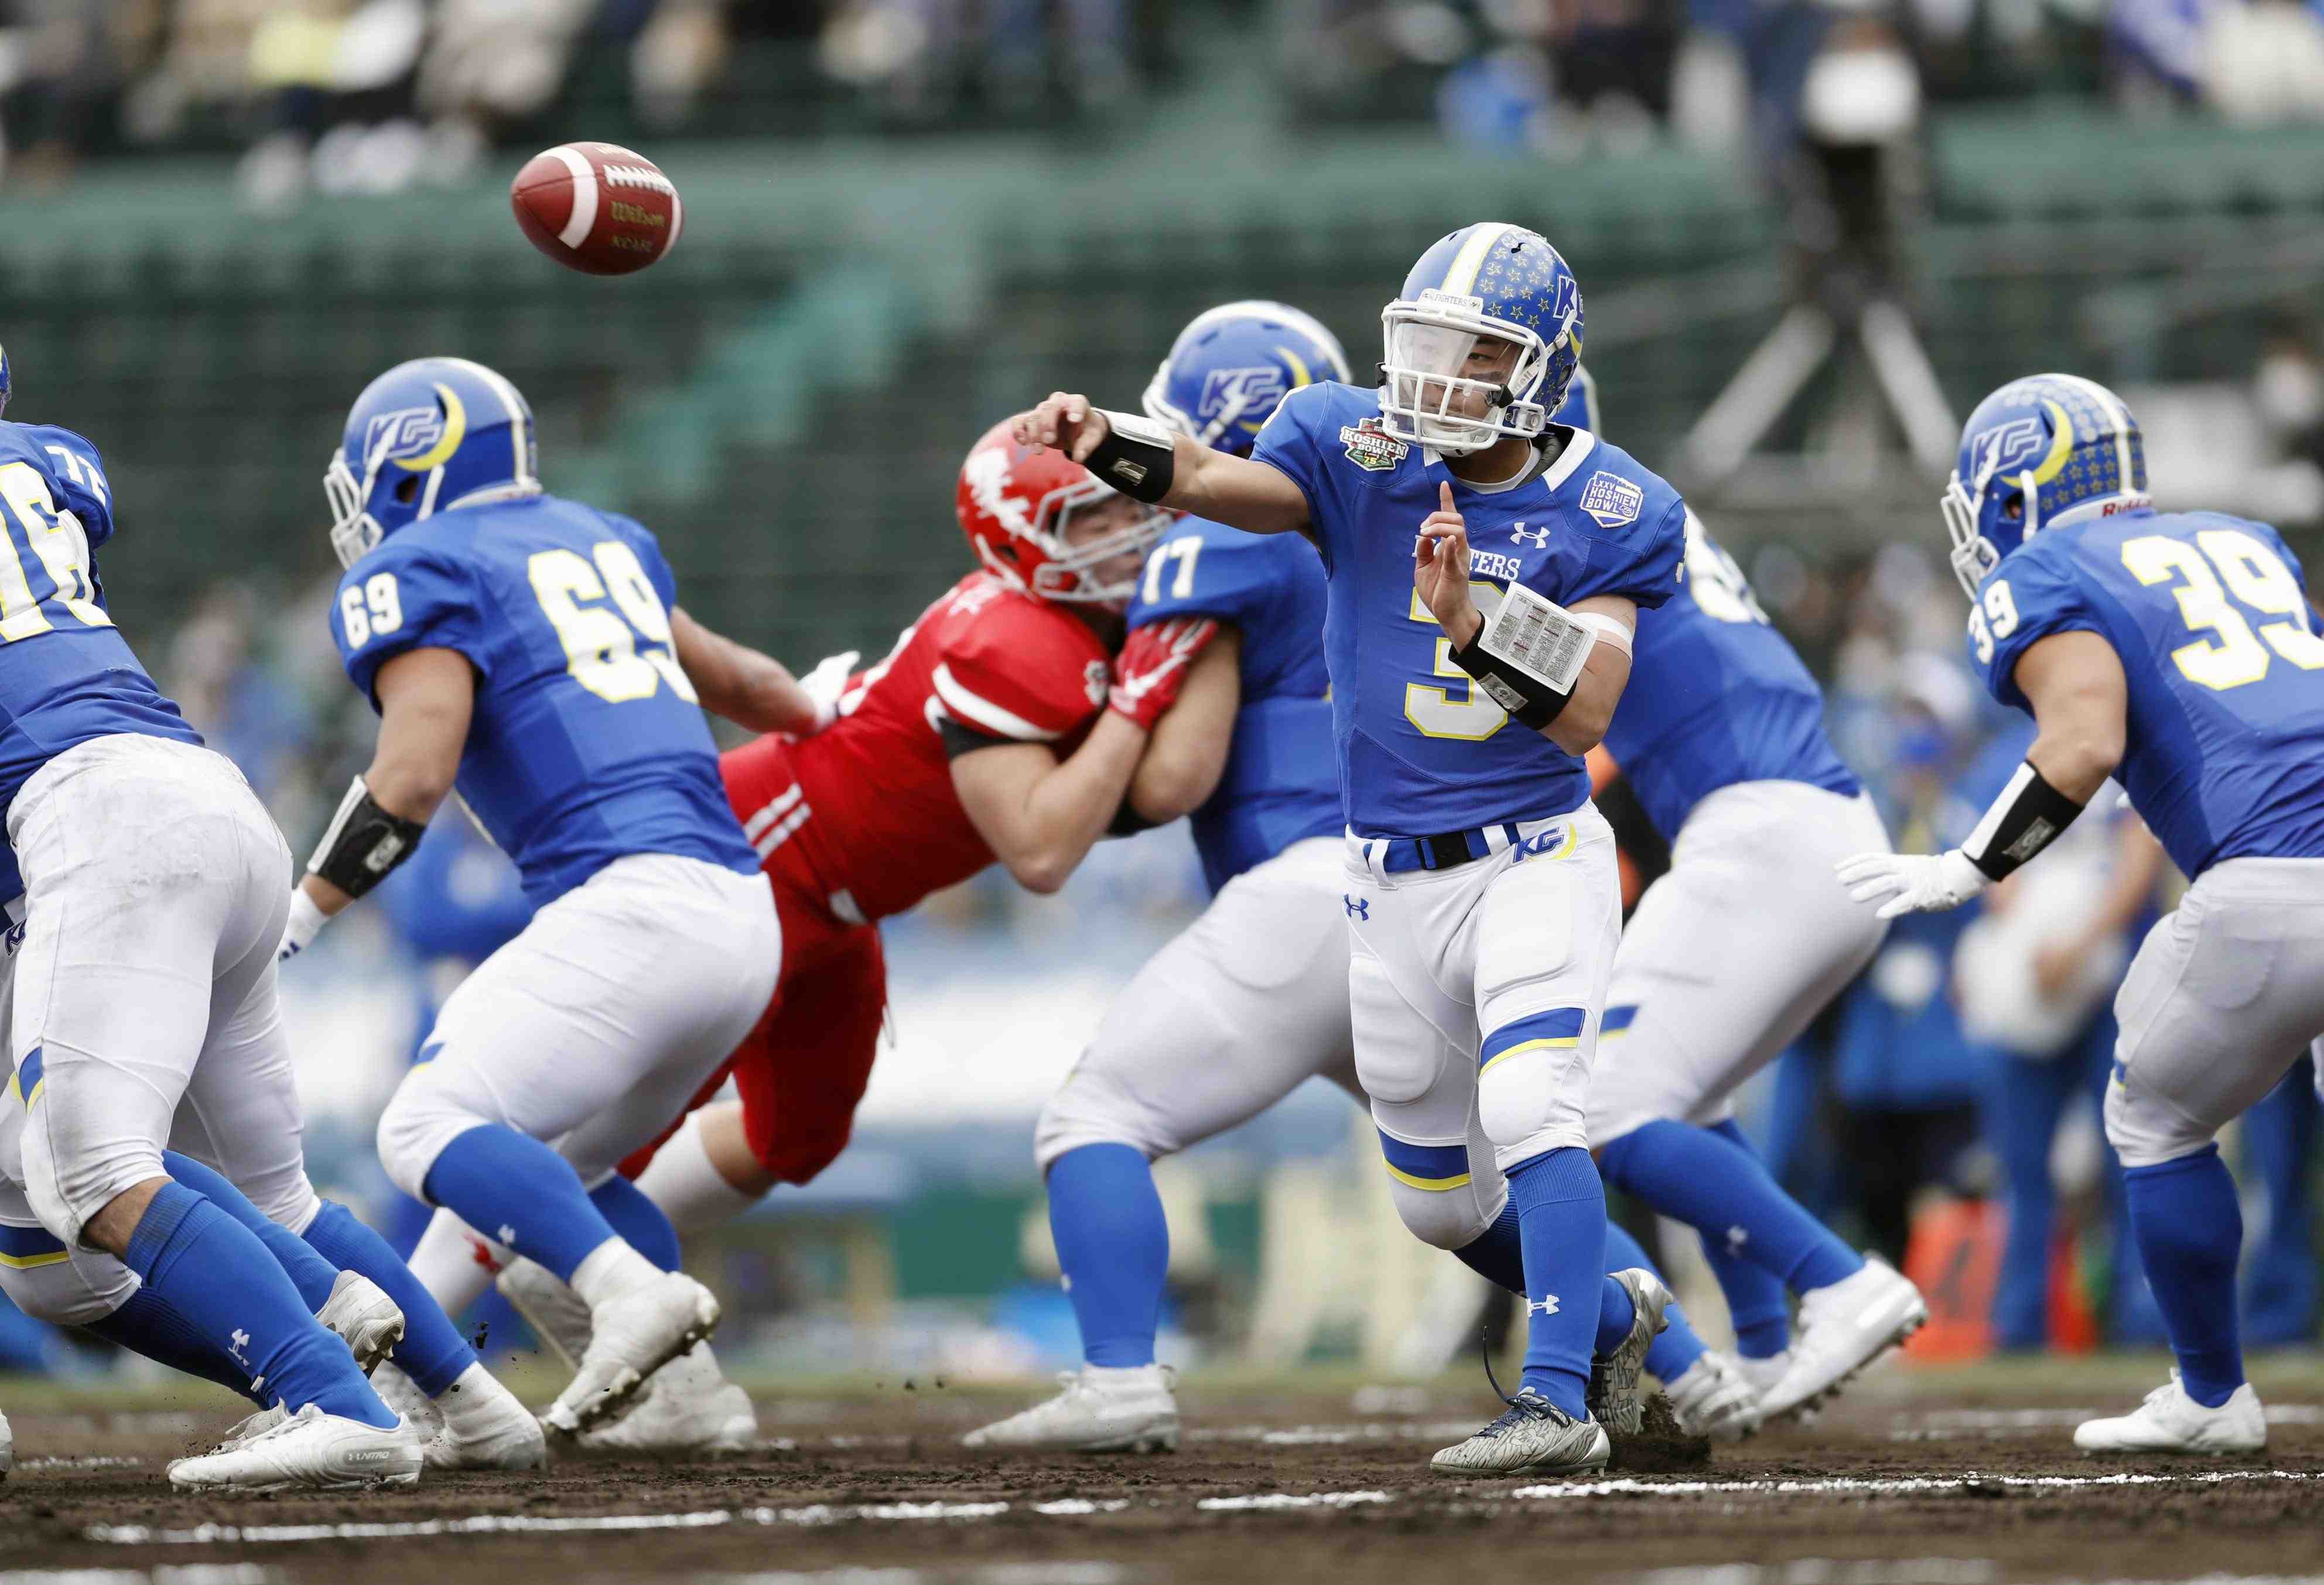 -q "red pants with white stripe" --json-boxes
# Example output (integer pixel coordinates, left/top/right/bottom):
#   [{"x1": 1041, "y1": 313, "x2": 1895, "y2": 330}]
[{"x1": 620, "y1": 737, "x2": 887, "y2": 1186}]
